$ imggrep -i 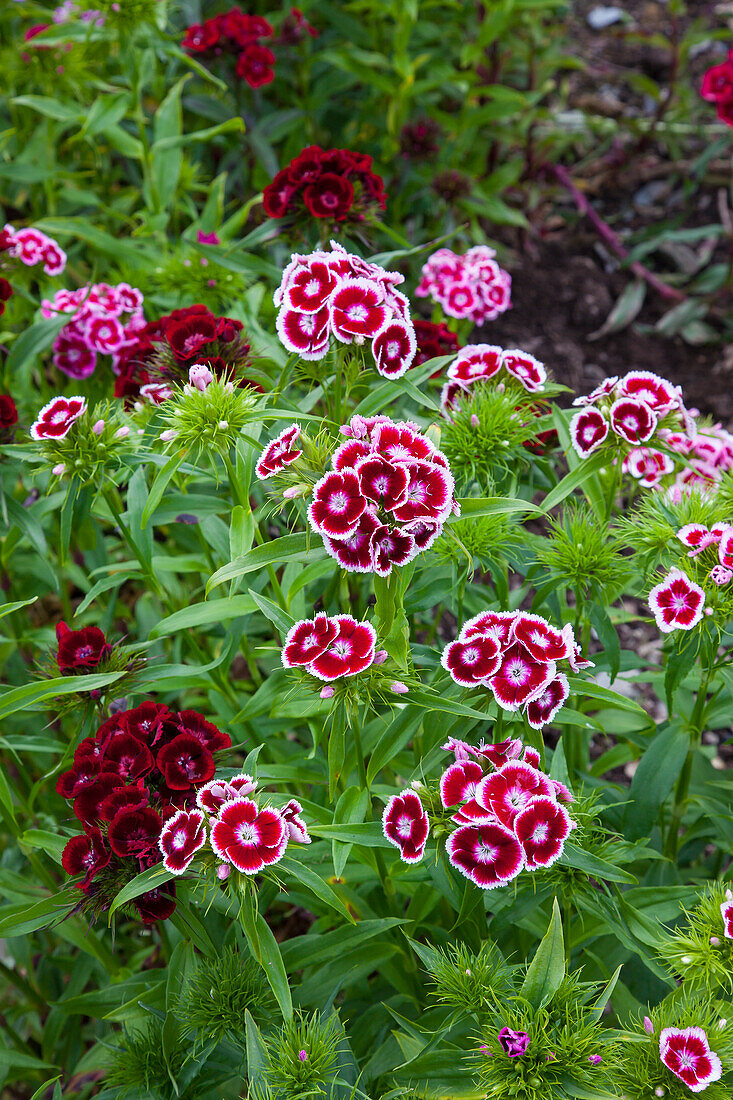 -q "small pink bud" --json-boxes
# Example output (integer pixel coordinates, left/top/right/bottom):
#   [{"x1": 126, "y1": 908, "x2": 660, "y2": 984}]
[
  {"x1": 160, "y1": 429, "x2": 177, "y2": 442},
  {"x1": 711, "y1": 936, "x2": 721, "y2": 946},
  {"x1": 479, "y1": 1045, "x2": 492, "y2": 1056},
  {"x1": 218, "y1": 420, "x2": 228, "y2": 430},
  {"x1": 655, "y1": 1089, "x2": 665, "y2": 1097},
  {"x1": 216, "y1": 863, "x2": 231, "y2": 880},
  {"x1": 298, "y1": 1050, "x2": 308, "y2": 1063},
  {"x1": 200, "y1": 257, "x2": 208, "y2": 267},
  {"x1": 189, "y1": 364, "x2": 213, "y2": 392},
  {"x1": 588, "y1": 1055, "x2": 602, "y2": 1065},
  {"x1": 114, "y1": 426, "x2": 130, "y2": 439},
  {"x1": 390, "y1": 681, "x2": 409, "y2": 694},
  {"x1": 92, "y1": 419, "x2": 105, "y2": 435},
  {"x1": 470, "y1": 414, "x2": 479, "y2": 428},
  {"x1": 207, "y1": 279, "x2": 217, "y2": 287},
  {"x1": 373, "y1": 649, "x2": 388, "y2": 665},
  {"x1": 282, "y1": 486, "x2": 301, "y2": 499},
  {"x1": 644, "y1": 1017, "x2": 654, "y2": 1034},
  {"x1": 52, "y1": 463, "x2": 66, "y2": 476},
  {"x1": 320, "y1": 685, "x2": 335, "y2": 699}
]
